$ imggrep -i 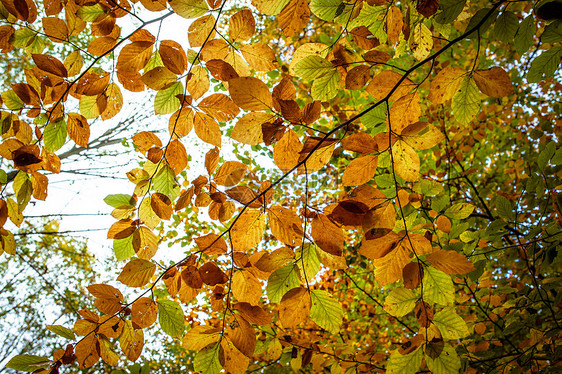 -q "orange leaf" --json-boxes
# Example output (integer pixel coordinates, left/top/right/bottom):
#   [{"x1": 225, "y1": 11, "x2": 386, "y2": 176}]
[
  {"x1": 229, "y1": 9, "x2": 255, "y2": 42},
  {"x1": 366, "y1": 70, "x2": 415, "y2": 101},
  {"x1": 227, "y1": 315, "x2": 256, "y2": 357},
  {"x1": 311, "y1": 214, "x2": 343, "y2": 256},
  {"x1": 240, "y1": 43, "x2": 278, "y2": 72},
  {"x1": 199, "y1": 93, "x2": 240, "y2": 122},
  {"x1": 194, "y1": 232, "x2": 227, "y2": 255},
  {"x1": 268, "y1": 206, "x2": 303, "y2": 247},
  {"x1": 342, "y1": 155, "x2": 378, "y2": 187},
  {"x1": 164, "y1": 139, "x2": 188, "y2": 175},
  {"x1": 131, "y1": 297, "x2": 158, "y2": 329},
  {"x1": 279, "y1": 287, "x2": 311, "y2": 329},
  {"x1": 427, "y1": 250, "x2": 476, "y2": 275},
  {"x1": 233, "y1": 302, "x2": 272, "y2": 325},
  {"x1": 42, "y1": 16, "x2": 68, "y2": 43},
  {"x1": 159, "y1": 40, "x2": 187, "y2": 75},
  {"x1": 428, "y1": 66, "x2": 466, "y2": 104},
  {"x1": 228, "y1": 77, "x2": 273, "y2": 111},
  {"x1": 151, "y1": 192, "x2": 172, "y2": 220},
  {"x1": 278, "y1": 0, "x2": 310, "y2": 37},
  {"x1": 67, "y1": 113, "x2": 90, "y2": 147},
  {"x1": 116, "y1": 41, "x2": 153, "y2": 72},
  {"x1": 188, "y1": 14, "x2": 216, "y2": 47},
  {"x1": 186, "y1": 65, "x2": 209, "y2": 100},
  {"x1": 214, "y1": 161, "x2": 247, "y2": 187},
  {"x1": 117, "y1": 259, "x2": 156, "y2": 287},
  {"x1": 232, "y1": 270, "x2": 262, "y2": 305}
]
